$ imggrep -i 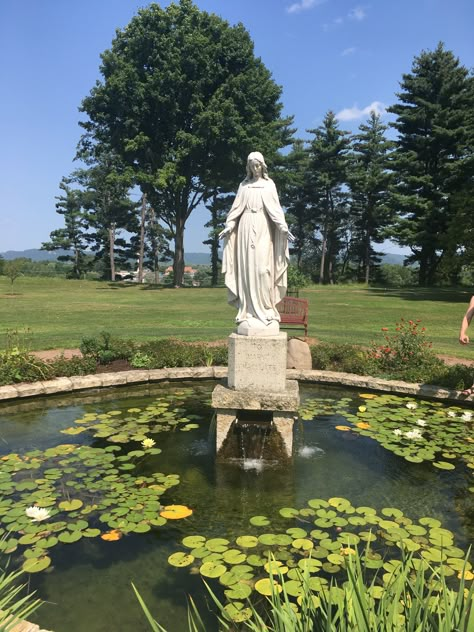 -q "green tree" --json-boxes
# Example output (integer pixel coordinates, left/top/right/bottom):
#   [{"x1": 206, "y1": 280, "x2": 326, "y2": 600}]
[
  {"x1": 281, "y1": 140, "x2": 313, "y2": 270},
  {"x1": 3, "y1": 259, "x2": 24, "y2": 291},
  {"x1": 73, "y1": 151, "x2": 137, "y2": 281},
  {"x1": 388, "y1": 43, "x2": 474, "y2": 285},
  {"x1": 42, "y1": 178, "x2": 90, "y2": 278},
  {"x1": 306, "y1": 111, "x2": 350, "y2": 284},
  {"x1": 349, "y1": 112, "x2": 394, "y2": 283},
  {"x1": 79, "y1": 0, "x2": 293, "y2": 286}
]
